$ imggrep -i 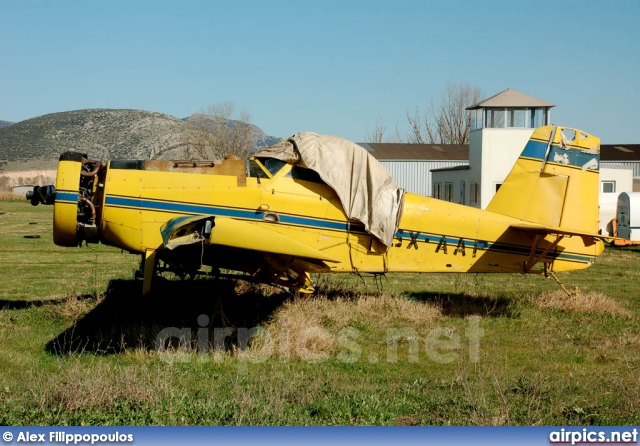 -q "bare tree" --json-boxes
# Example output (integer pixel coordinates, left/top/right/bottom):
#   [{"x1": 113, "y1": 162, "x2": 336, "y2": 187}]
[
  {"x1": 407, "y1": 83, "x2": 482, "y2": 145},
  {"x1": 365, "y1": 117, "x2": 387, "y2": 143},
  {"x1": 181, "y1": 102, "x2": 255, "y2": 159},
  {"x1": 364, "y1": 118, "x2": 405, "y2": 143}
]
